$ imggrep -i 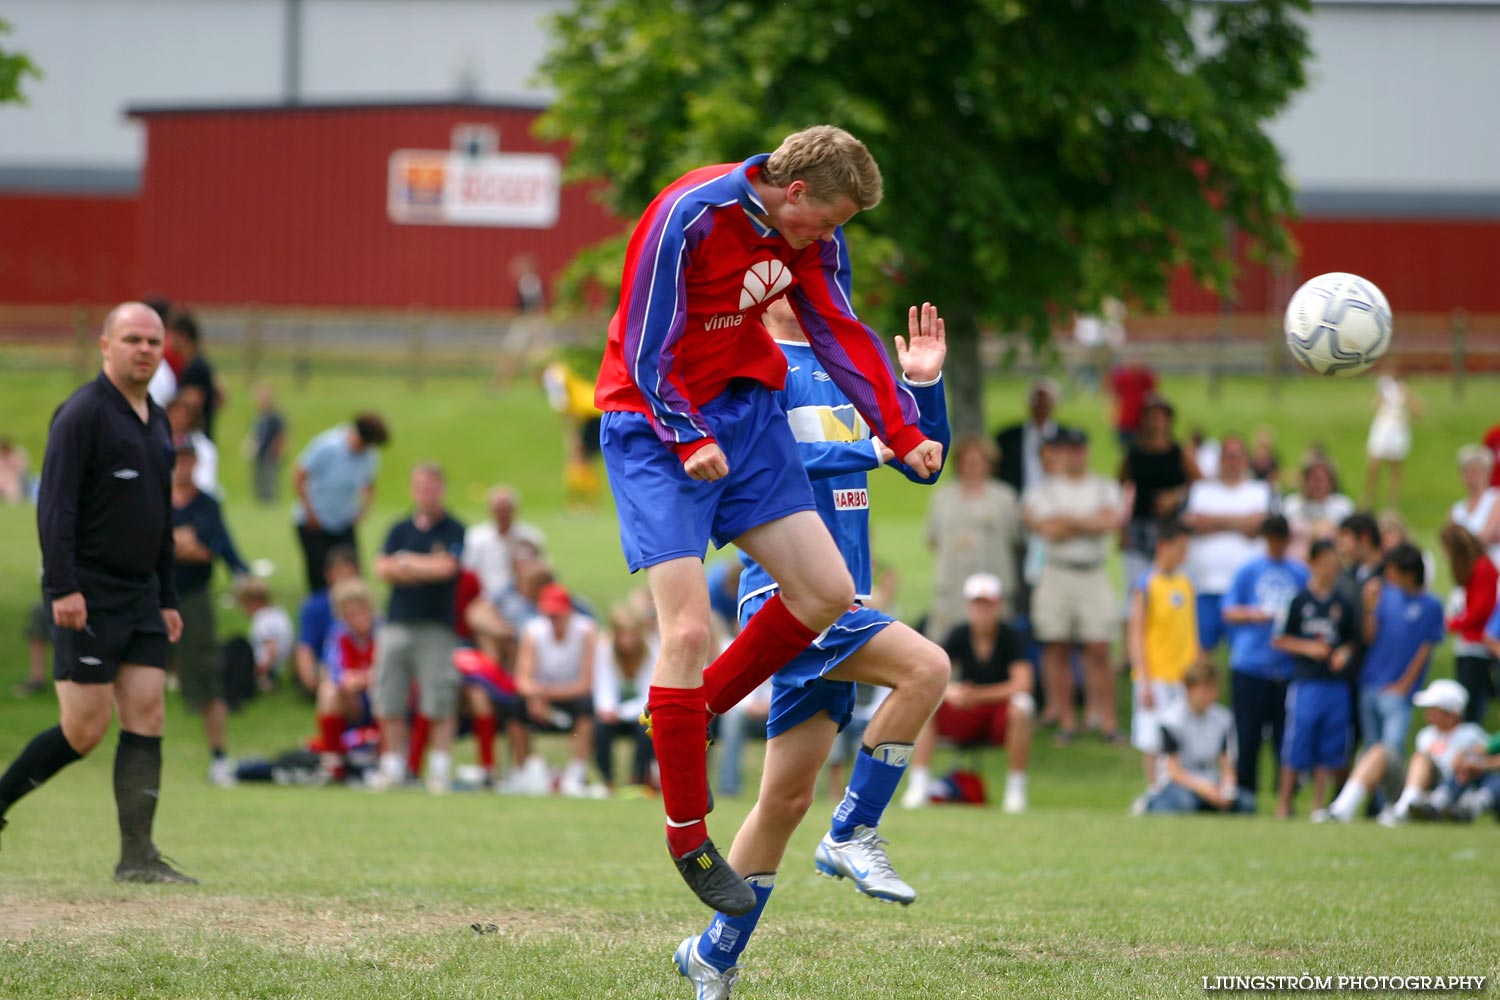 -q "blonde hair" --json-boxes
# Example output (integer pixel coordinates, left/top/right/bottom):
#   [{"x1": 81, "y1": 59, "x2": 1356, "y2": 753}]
[
  {"x1": 1457, "y1": 444, "x2": 1494, "y2": 473},
  {"x1": 330, "y1": 578, "x2": 373, "y2": 615},
  {"x1": 762, "y1": 125, "x2": 883, "y2": 209},
  {"x1": 1184, "y1": 660, "x2": 1219, "y2": 688},
  {"x1": 235, "y1": 577, "x2": 272, "y2": 605}
]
